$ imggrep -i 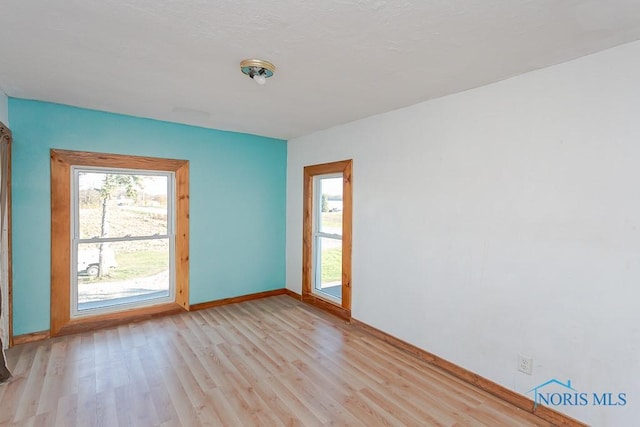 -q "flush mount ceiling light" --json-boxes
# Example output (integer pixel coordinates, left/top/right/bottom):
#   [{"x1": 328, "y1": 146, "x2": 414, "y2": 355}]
[{"x1": 240, "y1": 59, "x2": 275, "y2": 85}]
